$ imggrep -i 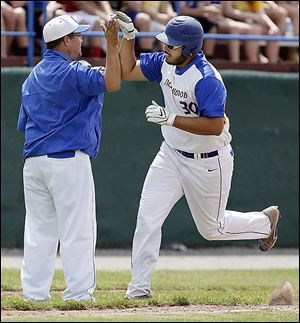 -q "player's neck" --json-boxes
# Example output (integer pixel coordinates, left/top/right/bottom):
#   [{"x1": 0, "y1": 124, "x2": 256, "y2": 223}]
[{"x1": 176, "y1": 55, "x2": 197, "y2": 69}]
